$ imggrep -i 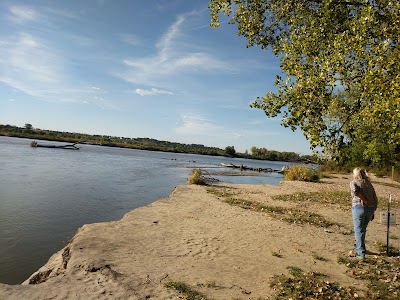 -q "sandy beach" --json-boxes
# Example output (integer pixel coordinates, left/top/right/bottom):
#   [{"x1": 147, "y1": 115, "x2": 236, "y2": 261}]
[{"x1": 1, "y1": 174, "x2": 399, "y2": 299}]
